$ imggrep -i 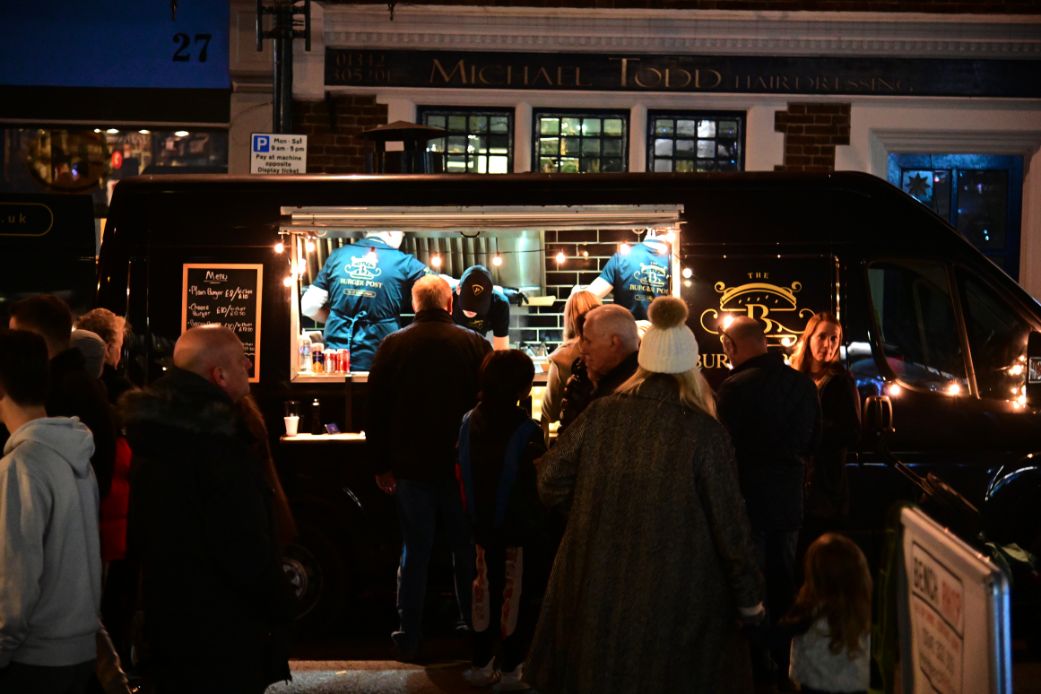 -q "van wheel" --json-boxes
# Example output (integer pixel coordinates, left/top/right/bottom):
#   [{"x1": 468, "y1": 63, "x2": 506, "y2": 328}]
[{"x1": 281, "y1": 522, "x2": 349, "y2": 634}]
